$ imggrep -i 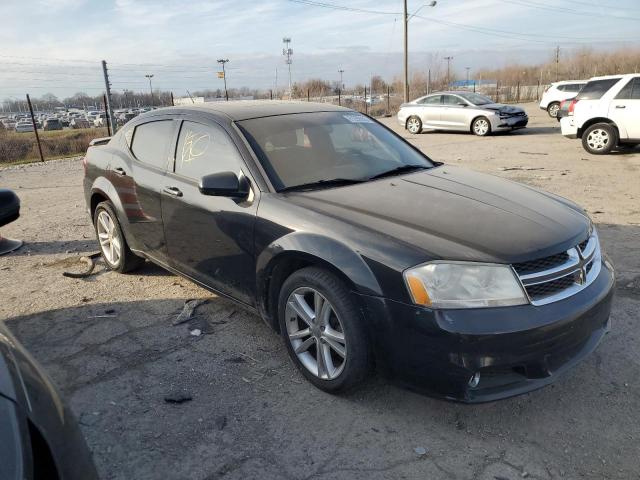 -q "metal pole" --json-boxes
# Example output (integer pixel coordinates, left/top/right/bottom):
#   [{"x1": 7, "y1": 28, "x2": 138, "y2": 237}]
[
  {"x1": 364, "y1": 86, "x2": 368, "y2": 115},
  {"x1": 387, "y1": 85, "x2": 390, "y2": 114},
  {"x1": 403, "y1": 0, "x2": 409, "y2": 102},
  {"x1": 171, "y1": 92, "x2": 175, "y2": 106},
  {"x1": 102, "y1": 94, "x2": 111, "y2": 136},
  {"x1": 102, "y1": 60, "x2": 117, "y2": 134},
  {"x1": 517, "y1": 81, "x2": 520, "y2": 103},
  {"x1": 307, "y1": 89, "x2": 310, "y2": 102},
  {"x1": 26, "y1": 94, "x2": 44, "y2": 163},
  {"x1": 270, "y1": 89, "x2": 273, "y2": 100},
  {"x1": 496, "y1": 81, "x2": 500, "y2": 103},
  {"x1": 427, "y1": 69, "x2": 431, "y2": 95},
  {"x1": 555, "y1": 45, "x2": 560, "y2": 81},
  {"x1": 338, "y1": 88, "x2": 341, "y2": 106}
]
